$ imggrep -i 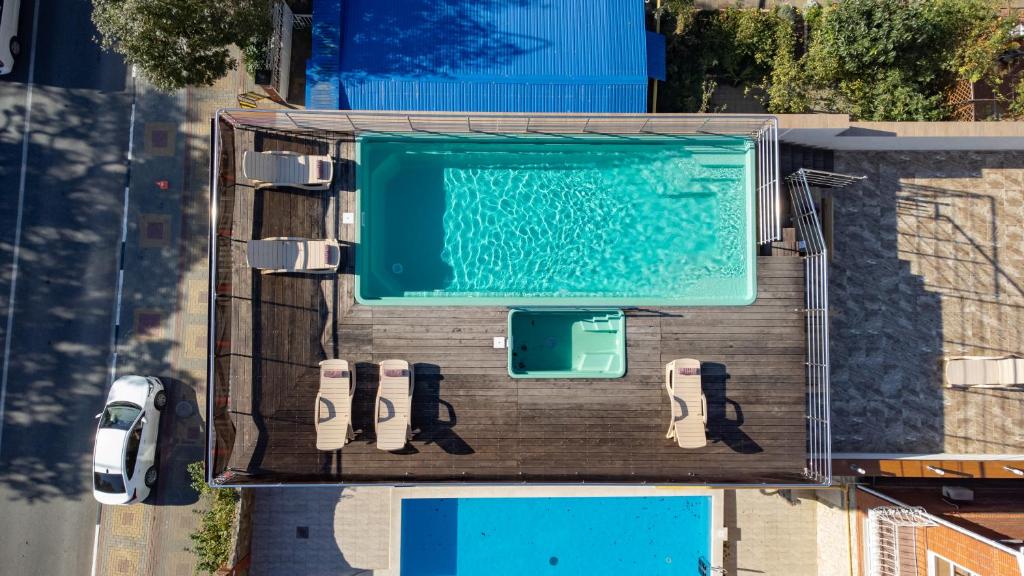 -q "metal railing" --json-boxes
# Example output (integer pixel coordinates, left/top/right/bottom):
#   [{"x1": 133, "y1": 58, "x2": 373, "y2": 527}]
[
  {"x1": 786, "y1": 169, "x2": 864, "y2": 485},
  {"x1": 755, "y1": 122, "x2": 781, "y2": 244},
  {"x1": 867, "y1": 506, "x2": 936, "y2": 576},
  {"x1": 218, "y1": 108, "x2": 781, "y2": 243},
  {"x1": 219, "y1": 108, "x2": 779, "y2": 138}
]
